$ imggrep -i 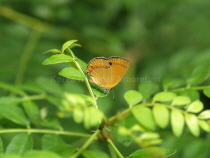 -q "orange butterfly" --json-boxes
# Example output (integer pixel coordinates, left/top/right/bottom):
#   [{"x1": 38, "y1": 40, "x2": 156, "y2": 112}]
[{"x1": 86, "y1": 57, "x2": 130, "y2": 89}]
